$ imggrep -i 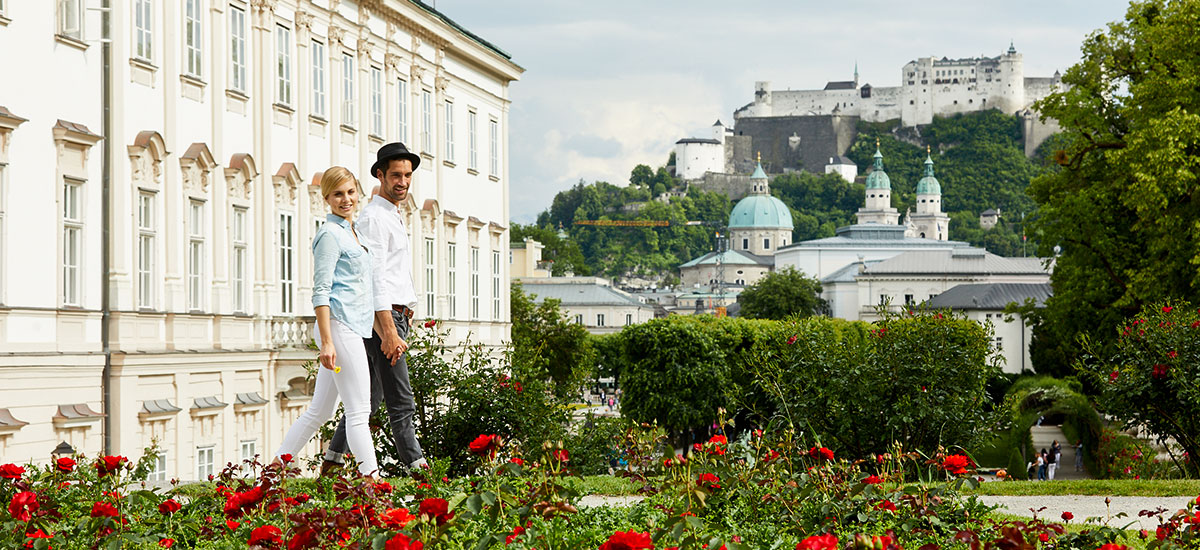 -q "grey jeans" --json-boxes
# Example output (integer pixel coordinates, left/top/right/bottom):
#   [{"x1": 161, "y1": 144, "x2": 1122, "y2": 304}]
[{"x1": 326, "y1": 310, "x2": 424, "y2": 466}]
